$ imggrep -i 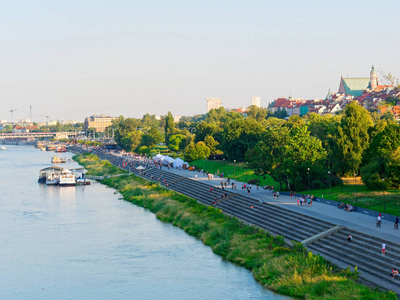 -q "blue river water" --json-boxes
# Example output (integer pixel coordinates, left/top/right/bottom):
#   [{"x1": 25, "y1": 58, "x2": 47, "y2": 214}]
[{"x1": 0, "y1": 146, "x2": 289, "y2": 300}]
